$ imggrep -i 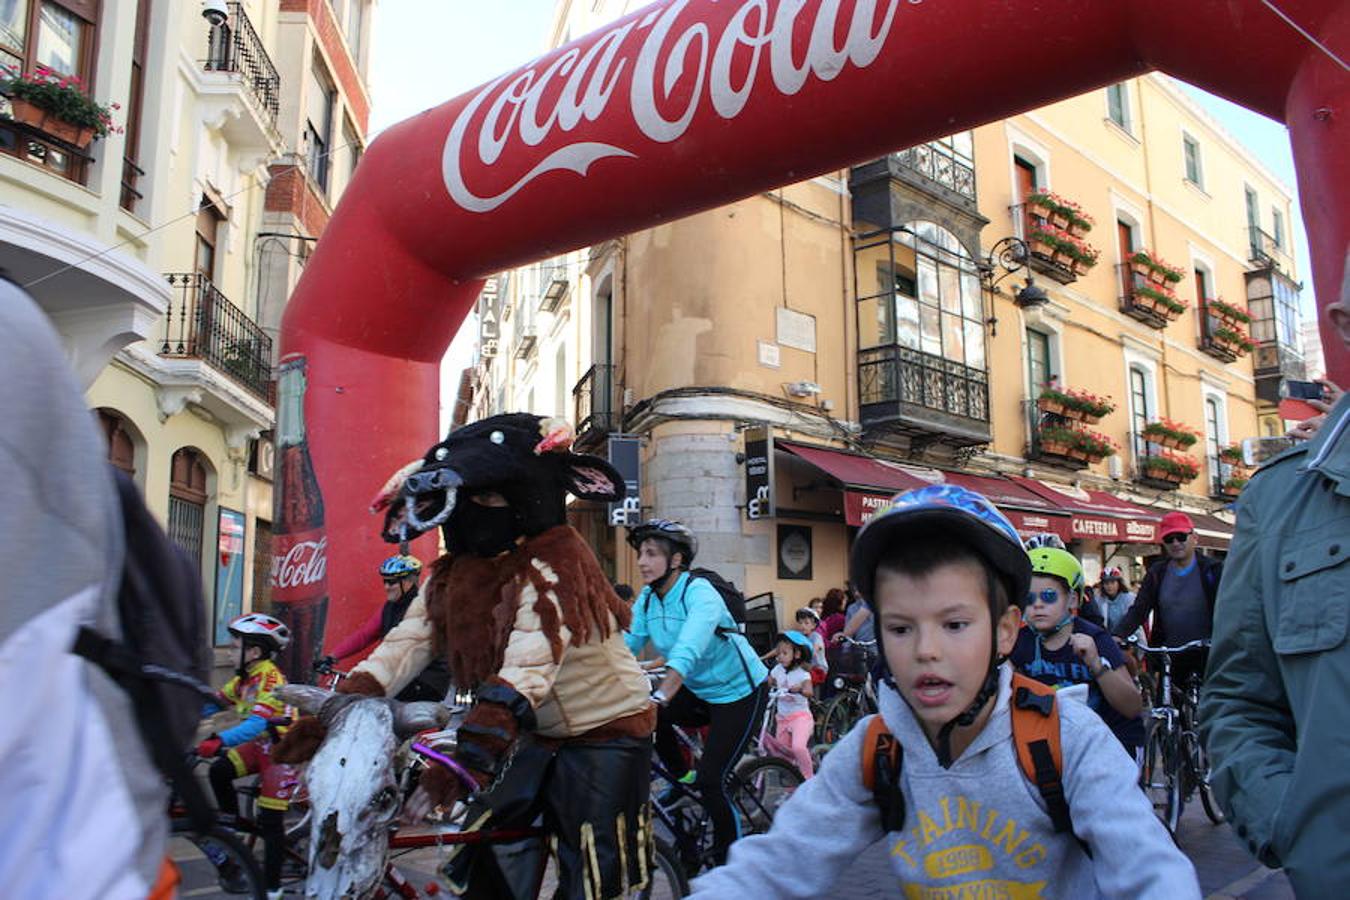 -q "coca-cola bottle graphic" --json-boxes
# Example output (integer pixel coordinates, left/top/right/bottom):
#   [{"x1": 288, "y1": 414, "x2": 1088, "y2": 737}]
[{"x1": 270, "y1": 354, "x2": 328, "y2": 682}]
